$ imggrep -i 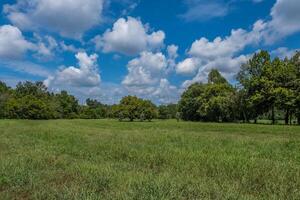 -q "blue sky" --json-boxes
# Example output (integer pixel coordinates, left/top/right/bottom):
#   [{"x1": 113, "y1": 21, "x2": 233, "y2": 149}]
[{"x1": 0, "y1": 0, "x2": 299, "y2": 104}]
